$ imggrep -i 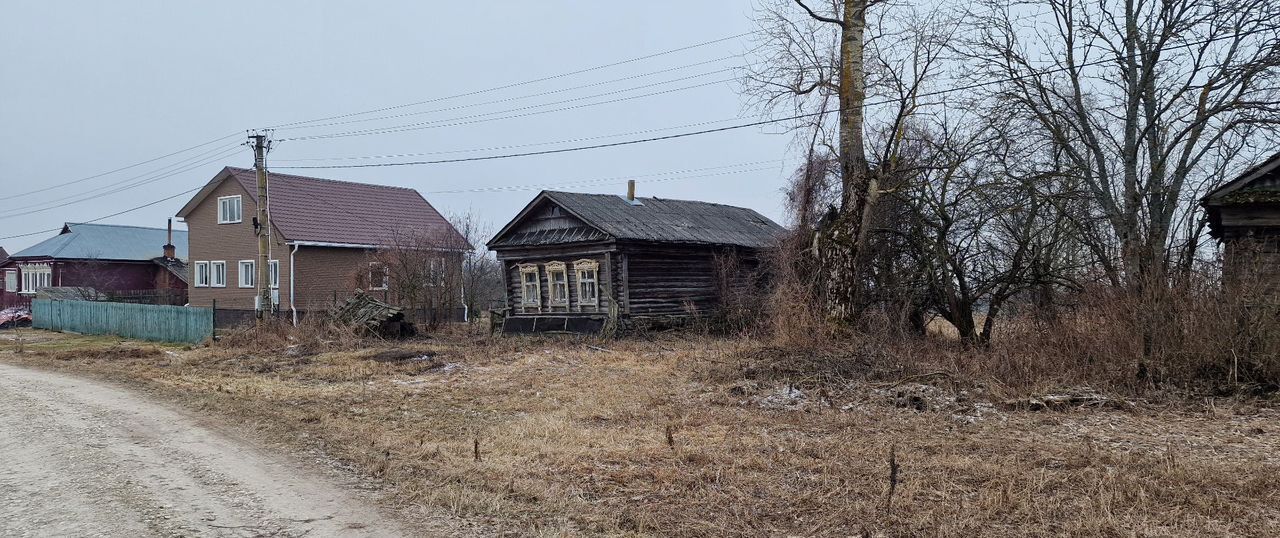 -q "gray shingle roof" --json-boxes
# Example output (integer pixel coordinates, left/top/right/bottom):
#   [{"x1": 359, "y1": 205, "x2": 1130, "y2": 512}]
[
  {"x1": 491, "y1": 191, "x2": 786, "y2": 249},
  {"x1": 9, "y1": 223, "x2": 188, "y2": 261}
]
